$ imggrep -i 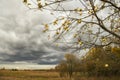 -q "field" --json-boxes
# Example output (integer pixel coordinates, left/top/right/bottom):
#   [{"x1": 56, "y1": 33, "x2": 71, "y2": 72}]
[{"x1": 0, "y1": 69, "x2": 120, "y2": 80}]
